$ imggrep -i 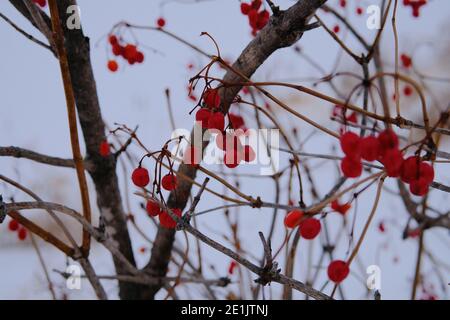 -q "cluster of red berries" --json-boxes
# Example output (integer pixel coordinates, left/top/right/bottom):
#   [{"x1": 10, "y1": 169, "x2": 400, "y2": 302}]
[
  {"x1": 340, "y1": 130, "x2": 434, "y2": 196},
  {"x1": 403, "y1": 0, "x2": 427, "y2": 17},
  {"x1": 240, "y1": 0, "x2": 270, "y2": 36},
  {"x1": 146, "y1": 199, "x2": 182, "y2": 229},
  {"x1": 283, "y1": 210, "x2": 321, "y2": 240},
  {"x1": 132, "y1": 167, "x2": 178, "y2": 192},
  {"x1": 32, "y1": 0, "x2": 46, "y2": 7},
  {"x1": 195, "y1": 89, "x2": 254, "y2": 169},
  {"x1": 107, "y1": 35, "x2": 145, "y2": 72},
  {"x1": 284, "y1": 210, "x2": 349, "y2": 282},
  {"x1": 8, "y1": 218, "x2": 28, "y2": 241}
]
